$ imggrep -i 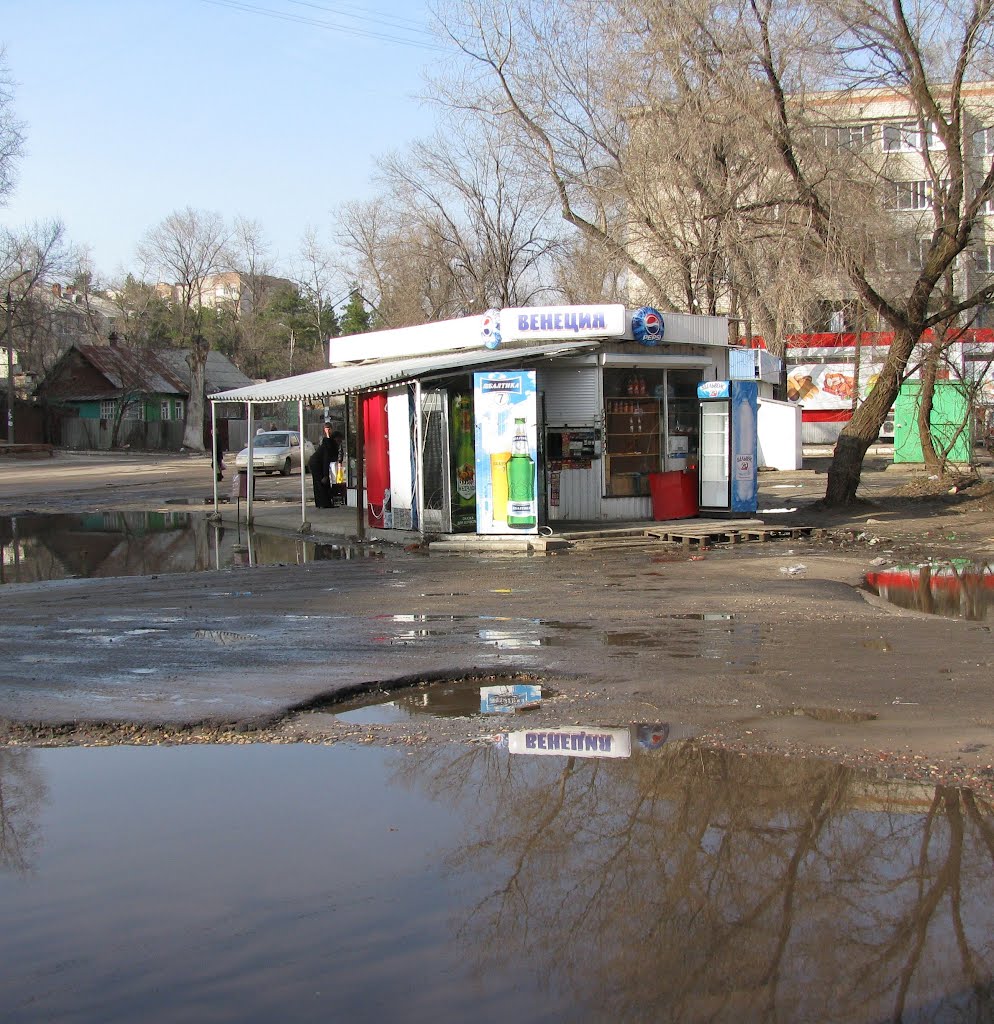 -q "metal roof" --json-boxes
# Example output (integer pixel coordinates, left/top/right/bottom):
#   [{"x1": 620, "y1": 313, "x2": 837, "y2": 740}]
[
  {"x1": 210, "y1": 341, "x2": 600, "y2": 403},
  {"x1": 76, "y1": 344, "x2": 187, "y2": 395},
  {"x1": 157, "y1": 349, "x2": 255, "y2": 395}
]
